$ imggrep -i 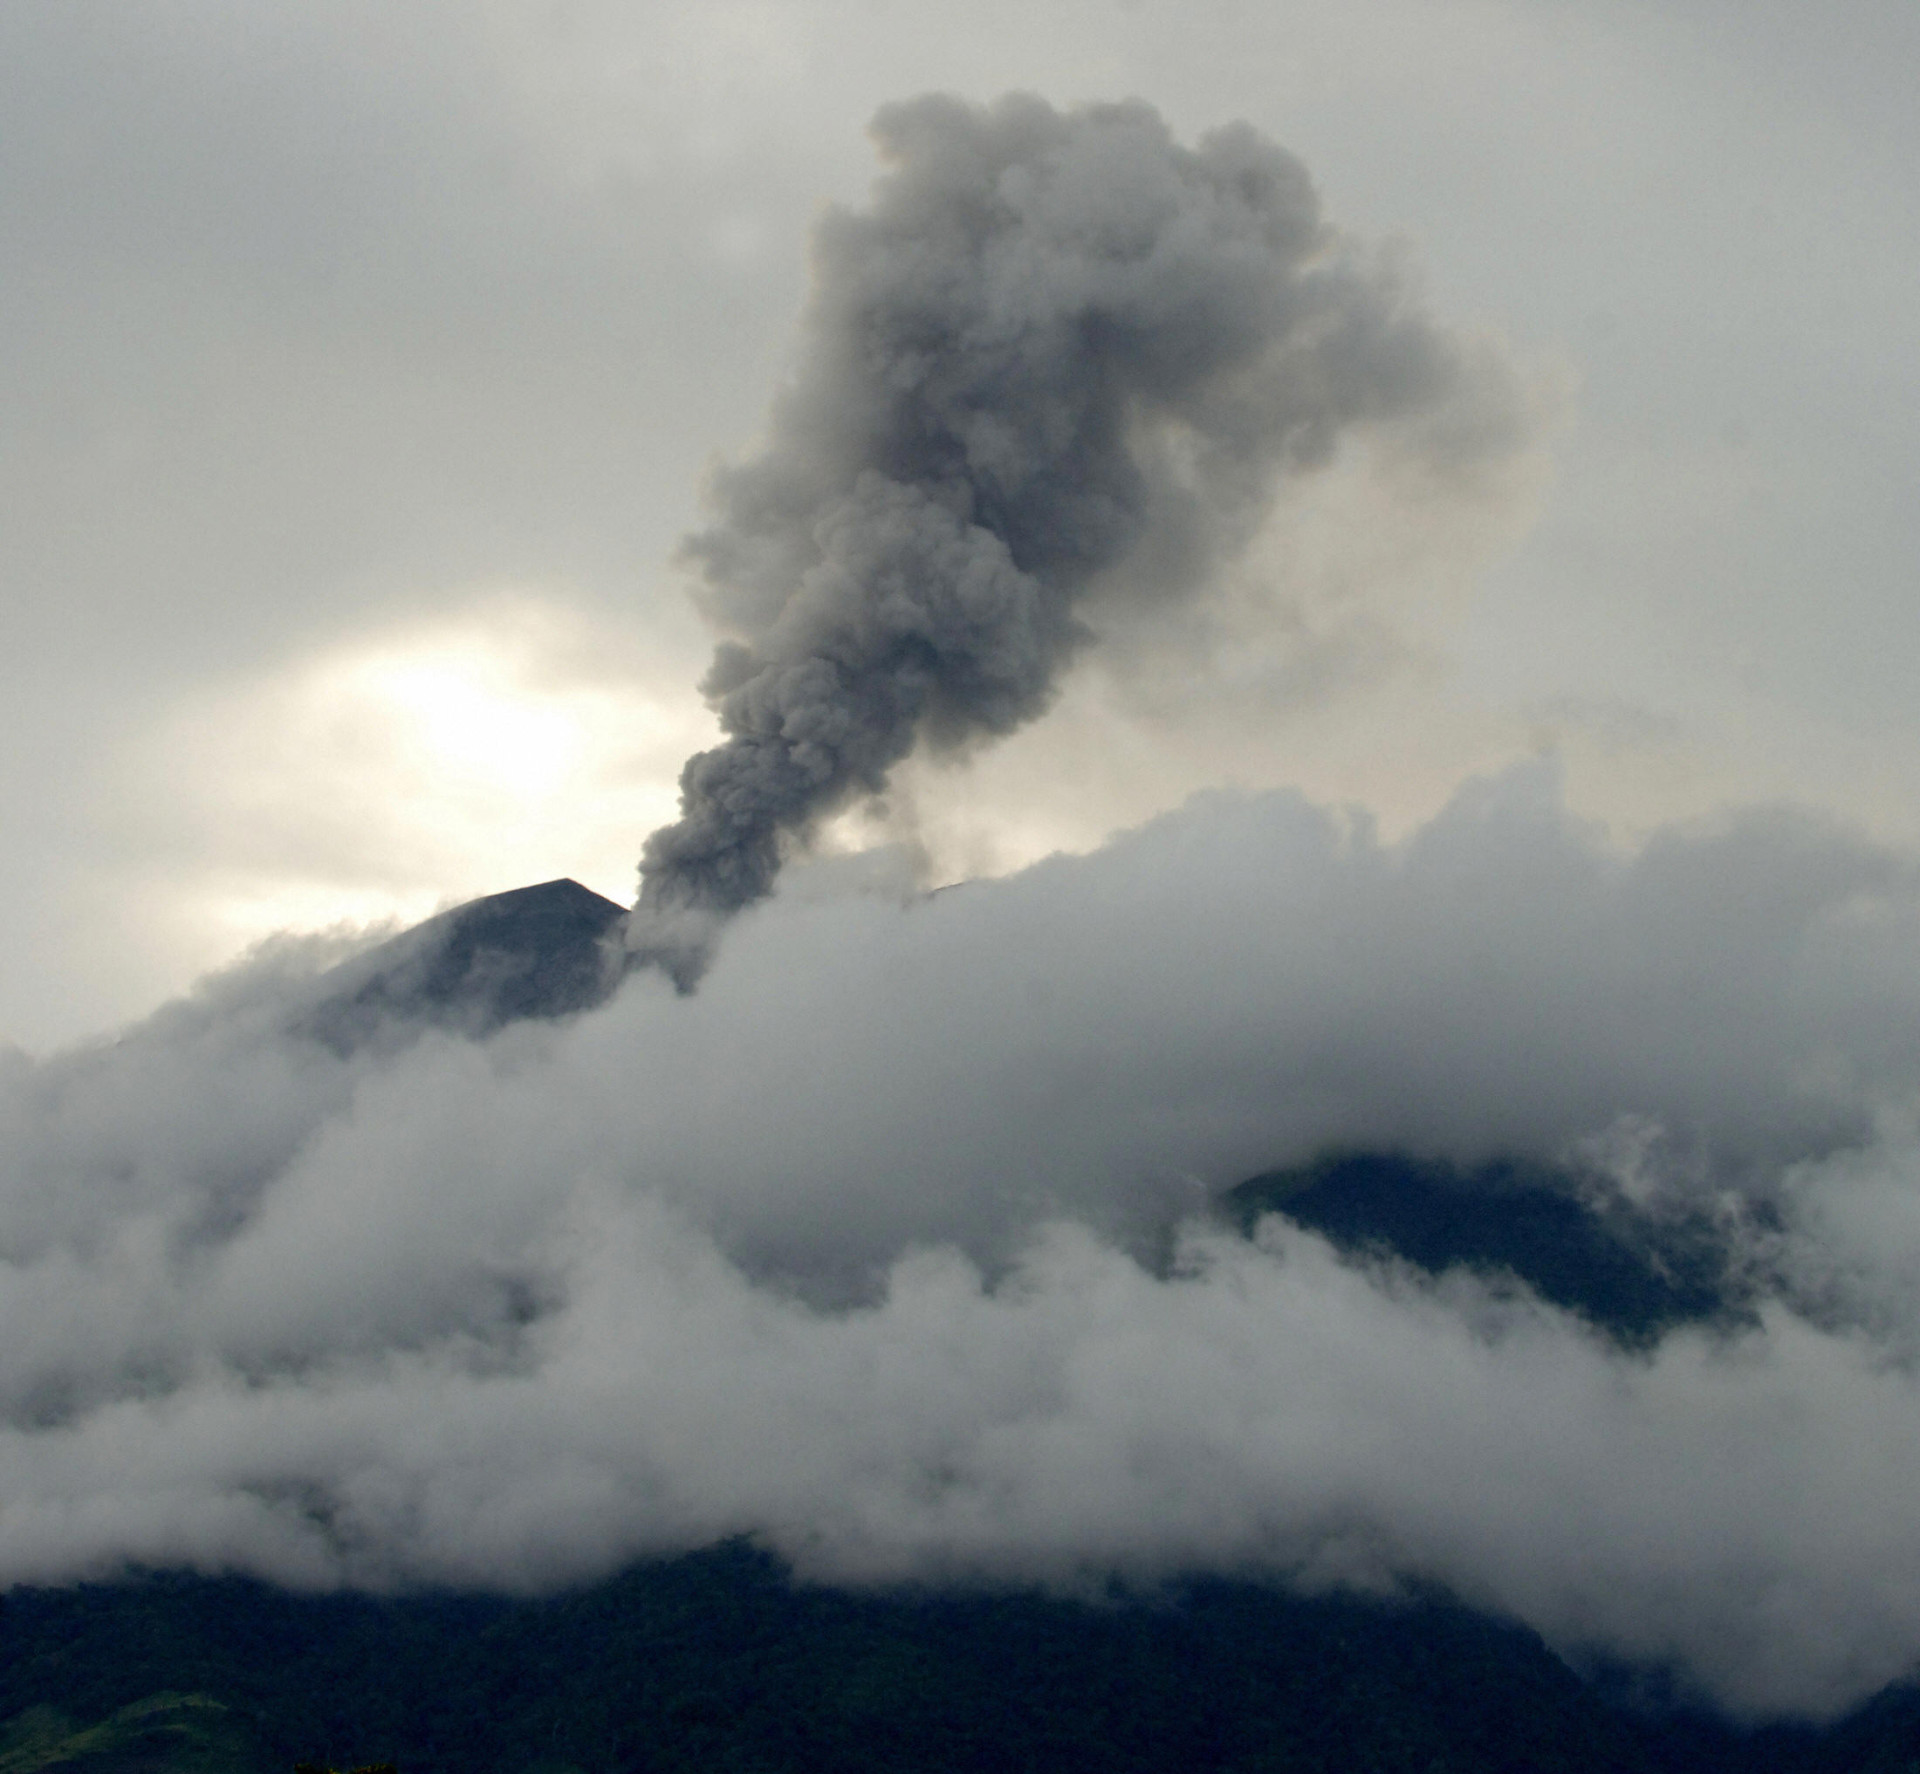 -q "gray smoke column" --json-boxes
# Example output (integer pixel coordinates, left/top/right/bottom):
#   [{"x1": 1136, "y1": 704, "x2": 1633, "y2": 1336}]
[{"x1": 629, "y1": 91, "x2": 1526, "y2": 983}]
